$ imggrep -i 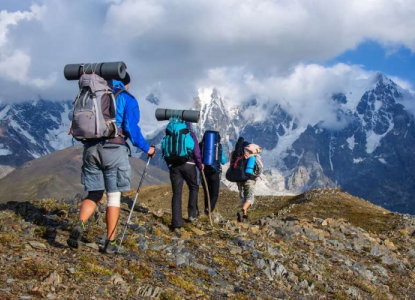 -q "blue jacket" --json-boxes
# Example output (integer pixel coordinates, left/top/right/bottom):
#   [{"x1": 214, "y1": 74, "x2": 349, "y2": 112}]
[{"x1": 112, "y1": 81, "x2": 150, "y2": 153}]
